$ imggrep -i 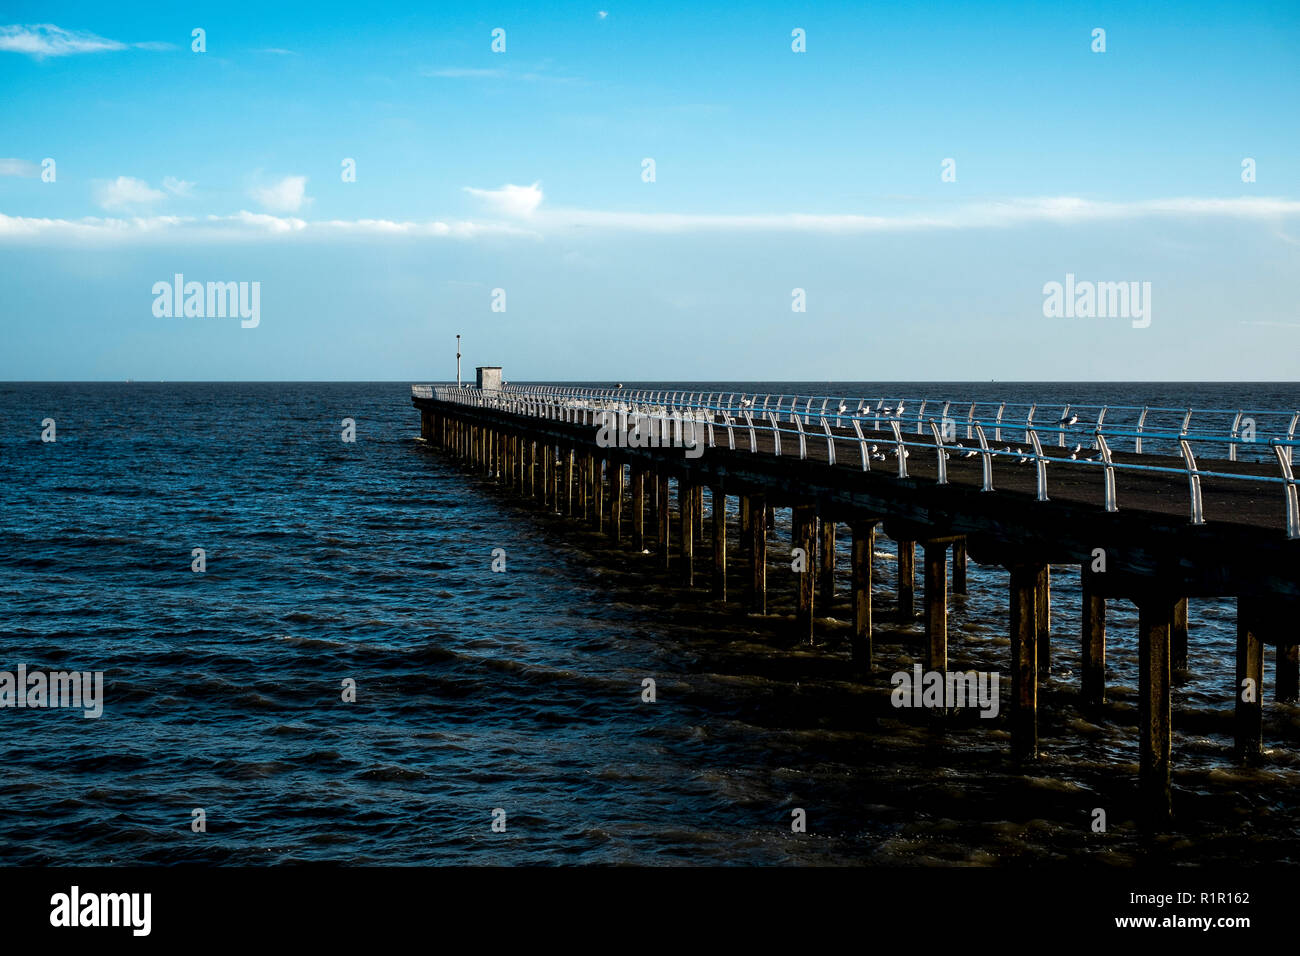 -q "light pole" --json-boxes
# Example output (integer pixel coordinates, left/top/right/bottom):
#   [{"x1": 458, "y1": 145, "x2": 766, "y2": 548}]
[{"x1": 456, "y1": 333, "x2": 461, "y2": 387}]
